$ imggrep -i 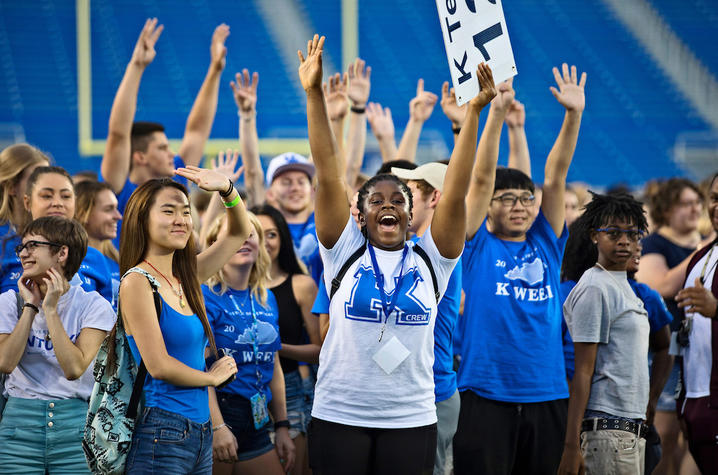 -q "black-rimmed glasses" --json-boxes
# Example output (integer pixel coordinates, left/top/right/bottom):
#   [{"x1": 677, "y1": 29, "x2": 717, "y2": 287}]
[
  {"x1": 491, "y1": 193, "x2": 536, "y2": 208},
  {"x1": 15, "y1": 240, "x2": 62, "y2": 257}
]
